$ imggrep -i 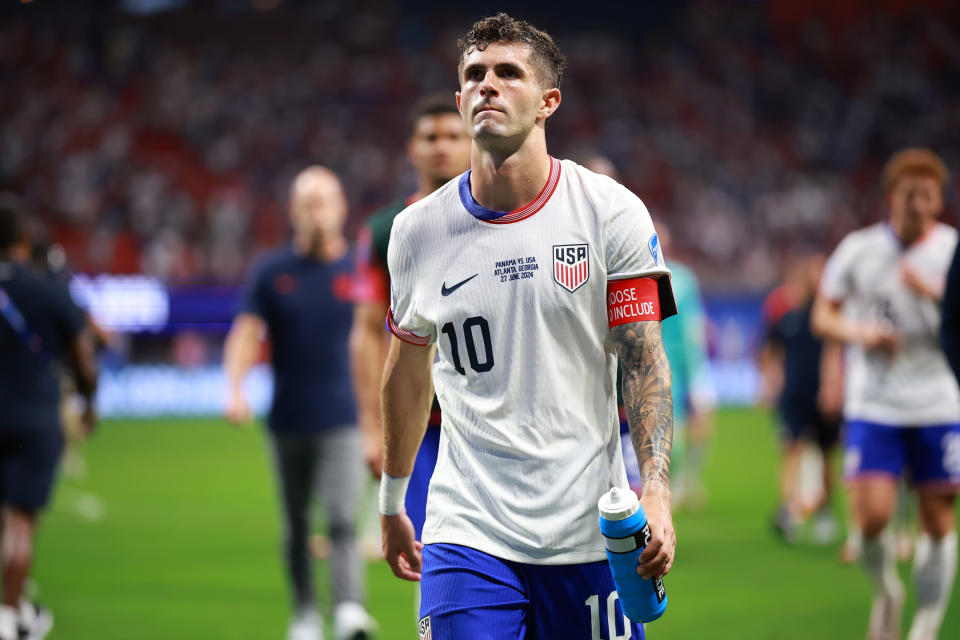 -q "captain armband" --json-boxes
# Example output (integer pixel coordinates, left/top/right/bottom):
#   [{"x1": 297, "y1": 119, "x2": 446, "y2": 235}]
[{"x1": 607, "y1": 277, "x2": 662, "y2": 327}]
